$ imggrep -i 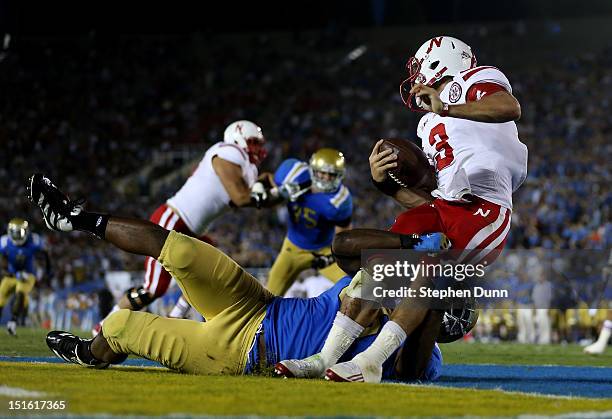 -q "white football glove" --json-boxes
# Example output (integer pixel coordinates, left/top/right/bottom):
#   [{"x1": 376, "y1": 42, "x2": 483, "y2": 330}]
[
  {"x1": 279, "y1": 182, "x2": 311, "y2": 202},
  {"x1": 250, "y1": 182, "x2": 268, "y2": 209}
]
